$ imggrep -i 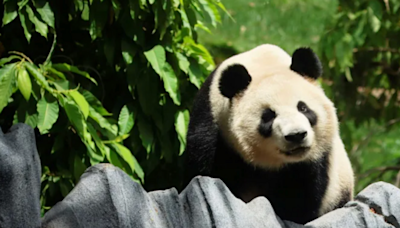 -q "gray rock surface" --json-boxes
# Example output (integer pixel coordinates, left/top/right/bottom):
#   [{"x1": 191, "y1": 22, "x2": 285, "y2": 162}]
[
  {"x1": 0, "y1": 124, "x2": 41, "y2": 228},
  {"x1": 1, "y1": 123, "x2": 400, "y2": 228},
  {"x1": 42, "y1": 163, "x2": 400, "y2": 228}
]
